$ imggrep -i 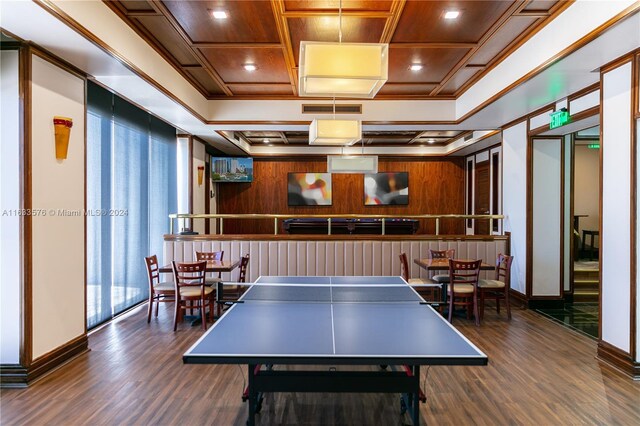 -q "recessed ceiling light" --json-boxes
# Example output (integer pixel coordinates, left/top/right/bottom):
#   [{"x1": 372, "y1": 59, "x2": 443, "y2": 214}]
[
  {"x1": 243, "y1": 64, "x2": 257, "y2": 71},
  {"x1": 409, "y1": 64, "x2": 423, "y2": 71},
  {"x1": 211, "y1": 10, "x2": 228, "y2": 19},
  {"x1": 428, "y1": 139, "x2": 436, "y2": 144},
  {"x1": 444, "y1": 10, "x2": 460, "y2": 20},
  {"x1": 263, "y1": 138, "x2": 269, "y2": 143}
]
